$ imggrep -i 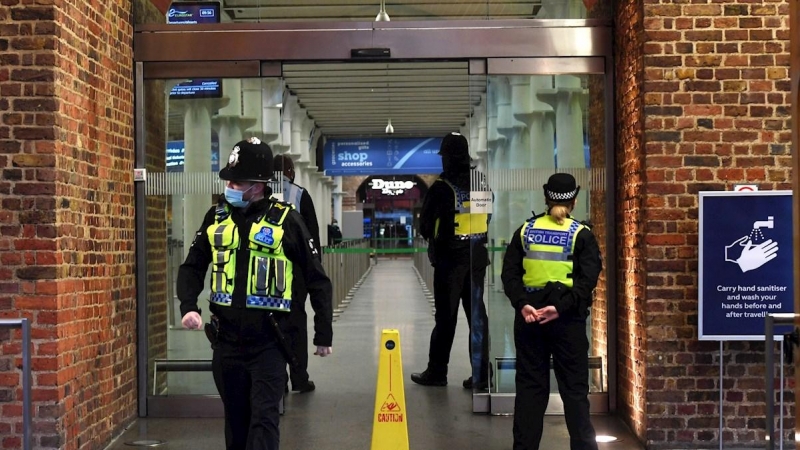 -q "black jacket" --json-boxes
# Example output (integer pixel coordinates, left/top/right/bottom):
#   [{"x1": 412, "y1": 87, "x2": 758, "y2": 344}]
[
  {"x1": 501, "y1": 213, "x2": 602, "y2": 318},
  {"x1": 177, "y1": 197, "x2": 333, "y2": 346}
]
